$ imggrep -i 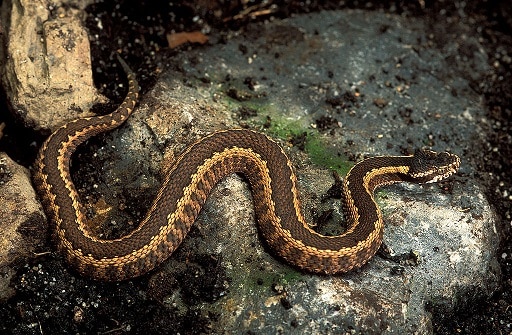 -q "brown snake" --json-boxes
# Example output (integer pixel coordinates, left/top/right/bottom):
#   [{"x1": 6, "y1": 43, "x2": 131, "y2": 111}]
[{"x1": 32, "y1": 56, "x2": 461, "y2": 281}]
